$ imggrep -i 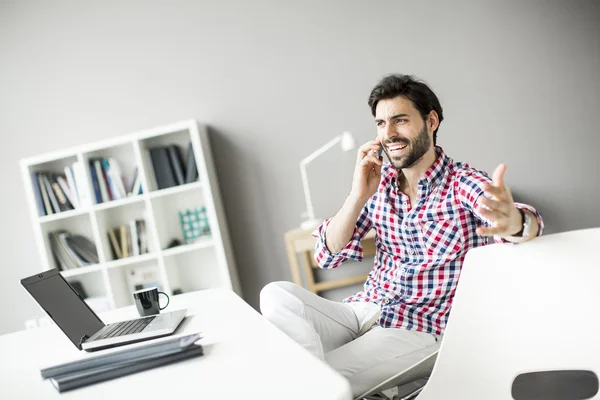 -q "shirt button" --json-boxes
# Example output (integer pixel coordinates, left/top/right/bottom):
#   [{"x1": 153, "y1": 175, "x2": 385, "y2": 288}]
[
  {"x1": 383, "y1": 299, "x2": 390, "y2": 304},
  {"x1": 410, "y1": 249, "x2": 415, "y2": 255}
]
